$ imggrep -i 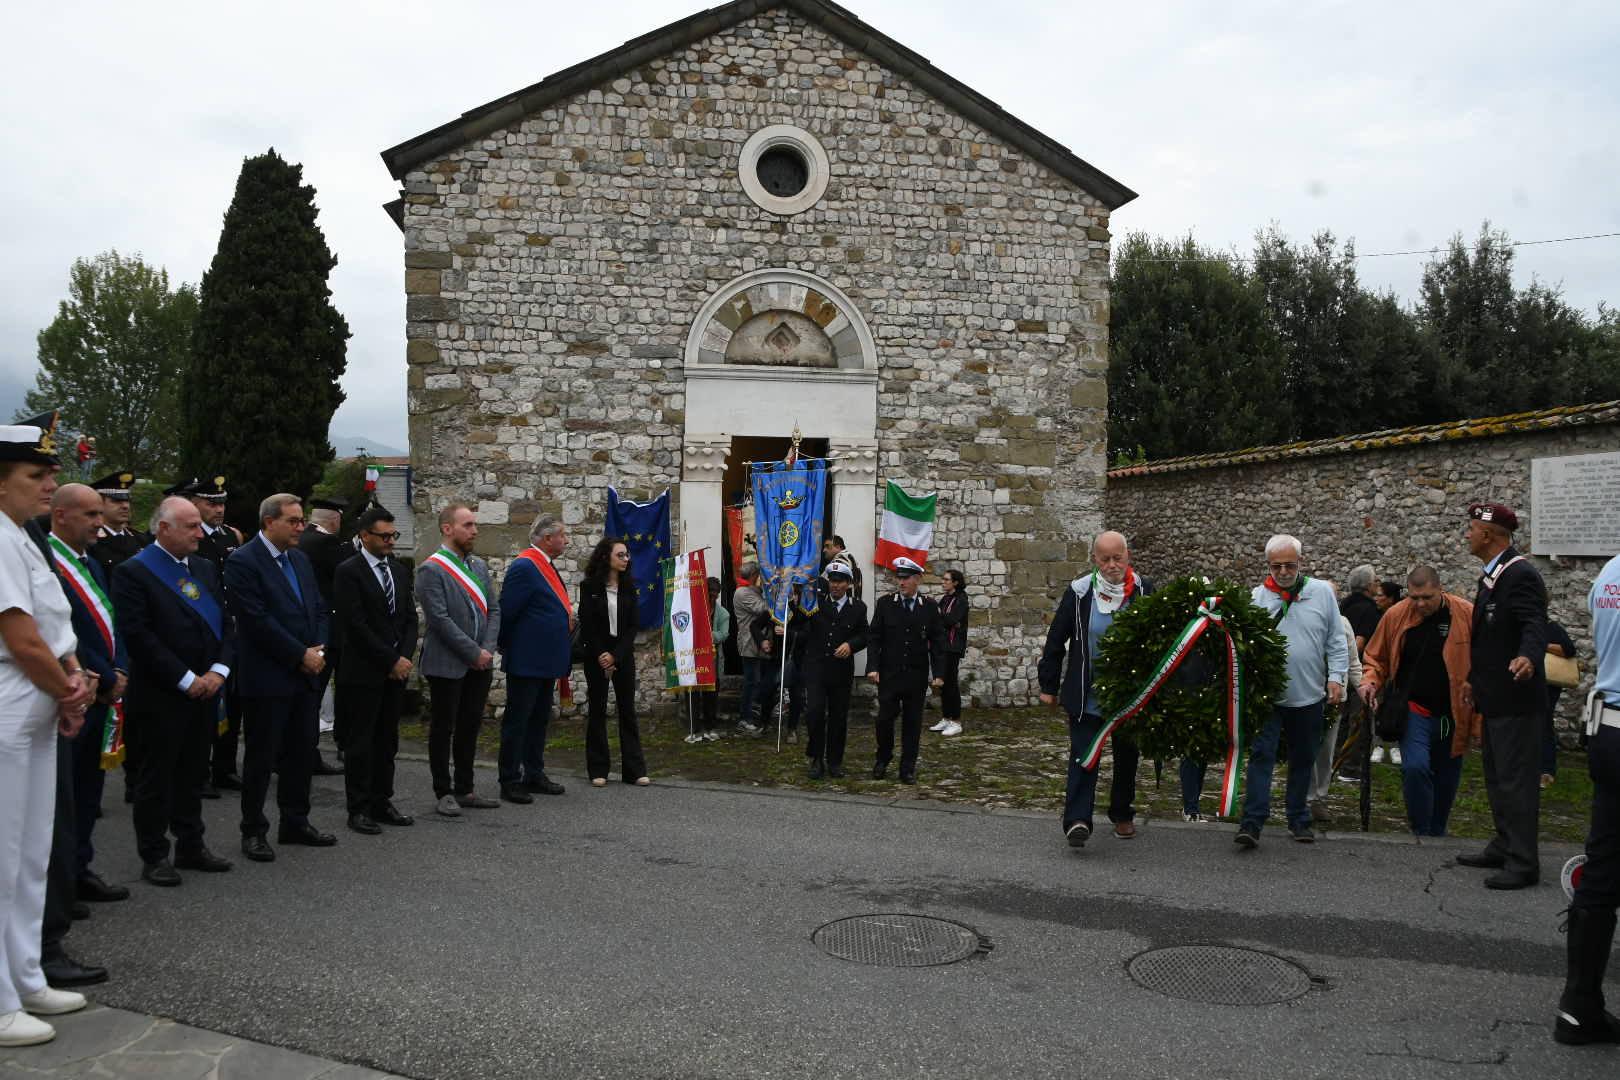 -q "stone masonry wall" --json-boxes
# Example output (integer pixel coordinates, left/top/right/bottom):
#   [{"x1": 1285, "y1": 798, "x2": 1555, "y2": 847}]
[
  {"x1": 1107, "y1": 419, "x2": 1620, "y2": 740},
  {"x1": 399, "y1": 10, "x2": 1114, "y2": 709}
]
